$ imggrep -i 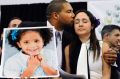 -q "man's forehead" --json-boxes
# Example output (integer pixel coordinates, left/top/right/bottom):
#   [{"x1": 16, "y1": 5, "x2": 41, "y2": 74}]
[
  {"x1": 110, "y1": 29, "x2": 120, "y2": 35},
  {"x1": 62, "y1": 2, "x2": 73, "y2": 11},
  {"x1": 112, "y1": 29, "x2": 120, "y2": 33}
]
